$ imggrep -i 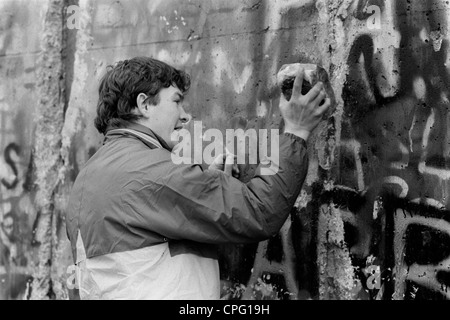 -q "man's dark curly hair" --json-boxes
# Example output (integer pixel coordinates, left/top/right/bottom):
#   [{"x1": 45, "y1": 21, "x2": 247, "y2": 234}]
[{"x1": 94, "y1": 57, "x2": 191, "y2": 134}]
